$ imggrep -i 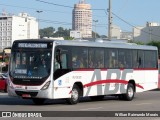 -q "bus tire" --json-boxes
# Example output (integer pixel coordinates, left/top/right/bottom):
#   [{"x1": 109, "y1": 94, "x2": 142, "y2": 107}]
[
  {"x1": 124, "y1": 83, "x2": 135, "y2": 101},
  {"x1": 32, "y1": 98, "x2": 46, "y2": 105},
  {"x1": 66, "y1": 84, "x2": 80, "y2": 105}
]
